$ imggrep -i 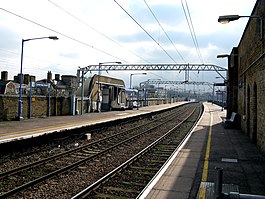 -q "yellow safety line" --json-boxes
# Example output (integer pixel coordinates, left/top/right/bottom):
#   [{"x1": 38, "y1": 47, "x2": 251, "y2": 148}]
[
  {"x1": 198, "y1": 186, "x2": 206, "y2": 199},
  {"x1": 198, "y1": 112, "x2": 213, "y2": 199}
]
